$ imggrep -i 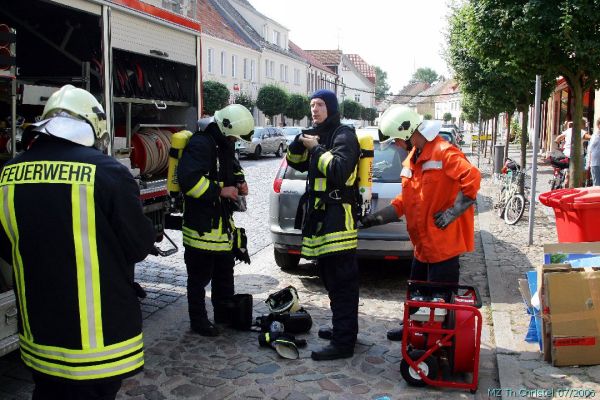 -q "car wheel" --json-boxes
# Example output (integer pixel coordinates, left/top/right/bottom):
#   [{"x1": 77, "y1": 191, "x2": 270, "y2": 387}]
[
  {"x1": 253, "y1": 145, "x2": 262, "y2": 159},
  {"x1": 275, "y1": 144, "x2": 284, "y2": 158},
  {"x1": 274, "y1": 249, "x2": 300, "y2": 270}
]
